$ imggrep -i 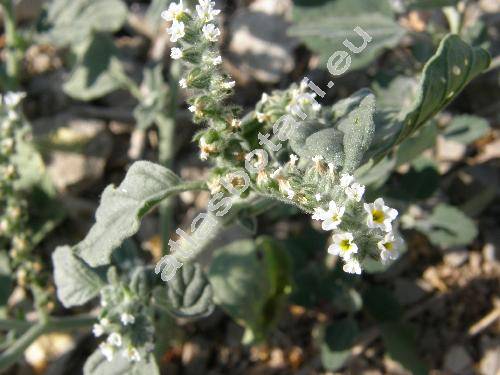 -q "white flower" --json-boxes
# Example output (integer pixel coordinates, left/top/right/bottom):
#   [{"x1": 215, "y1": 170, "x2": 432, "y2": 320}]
[
  {"x1": 328, "y1": 232, "x2": 358, "y2": 259},
  {"x1": 196, "y1": 0, "x2": 220, "y2": 22},
  {"x1": 256, "y1": 111, "x2": 268, "y2": 123},
  {"x1": 100, "y1": 318, "x2": 110, "y2": 326},
  {"x1": 212, "y1": 55, "x2": 222, "y2": 65},
  {"x1": 328, "y1": 163, "x2": 336, "y2": 174},
  {"x1": 123, "y1": 347, "x2": 141, "y2": 362},
  {"x1": 92, "y1": 324, "x2": 105, "y2": 337},
  {"x1": 179, "y1": 78, "x2": 187, "y2": 88},
  {"x1": 99, "y1": 343, "x2": 115, "y2": 362},
  {"x1": 343, "y1": 257, "x2": 362, "y2": 274},
  {"x1": 222, "y1": 80, "x2": 235, "y2": 89},
  {"x1": 199, "y1": 136, "x2": 216, "y2": 160},
  {"x1": 3, "y1": 92, "x2": 25, "y2": 107},
  {"x1": 120, "y1": 313, "x2": 135, "y2": 326},
  {"x1": 167, "y1": 20, "x2": 185, "y2": 42},
  {"x1": 364, "y1": 198, "x2": 398, "y2": 232},
  {"x1": 161, "y1": 1, "x2": 187, "y2": 21},
  {"x1": 271, "y1": 168, "x2": 295, "y2": 199},
  {"x1": 340, "y1": 173, "x2": 354, "y2": 188},
  {"x1": 289, "y1": 154, "x2": 299, "y2": 167},
  {"x1": 202, "y1": 23, "x2": 221, "y2": 42},
  {"x1": 261, "y1": 93, "x2": 269, "y2": 104},
  {"x1": 313, "y1": 201, "x2": 345, "y2": 231},
  {"x1": 107, "y1": 332, "x2": 123, "y2": 347},
  {"x1": 170, "y1": 47, "x2": 183, "y2": 60},
  {"x1": 188, "y1": 105, "x2": 196, "y2": 113},
  {"x1": 345, "y1": 182, "x2": 365, "y2": 202},
  {"x1": 315, "y1": 193, "x2": 322, "y2": 202},
  {"x1": 377, "y1": 233, "x2": 401, "y2": 264}
]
